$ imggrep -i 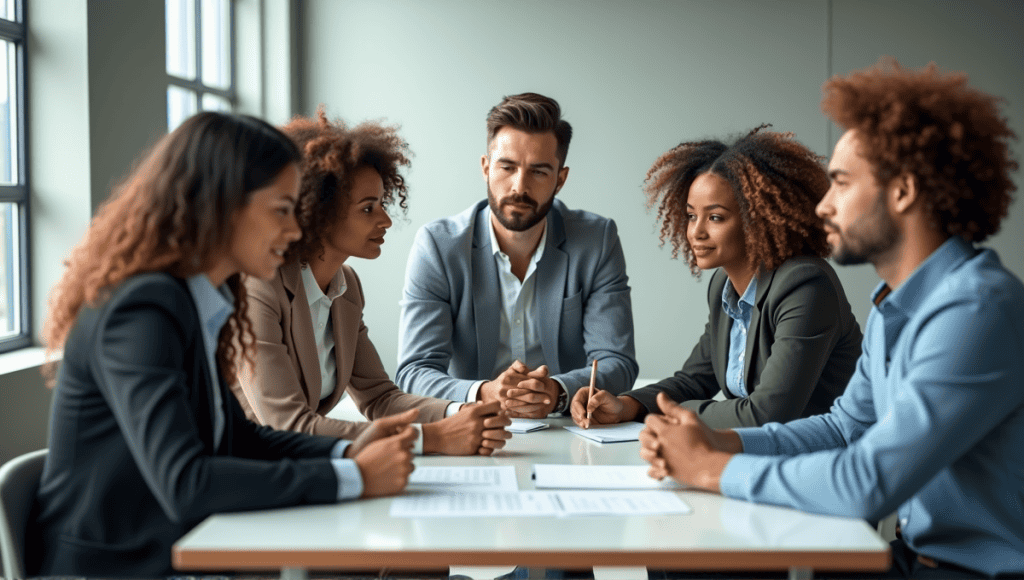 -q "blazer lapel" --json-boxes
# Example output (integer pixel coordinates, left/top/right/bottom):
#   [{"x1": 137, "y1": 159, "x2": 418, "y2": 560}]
[
  {"x1": 708, "y1": 270, "x2": 730, "y2": 395},
  {"x1": 324, "y1": 284, "x2": 360, "y2": 413},
  {"x1": 745, "y1": 268, "x2": 777, "y2": 391},
  {"x1": 537, "y1": 208, "x2": 566, "y2": 373},
  {"x1": 282, "y1": 262, "x2": 322, "y2": 408},
  {"x1": 472, "y1": 207, "x2": 501, "y2": 376},
  {"x1": 180, "y1": 280, "x2": 222, "y2": 452}
]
